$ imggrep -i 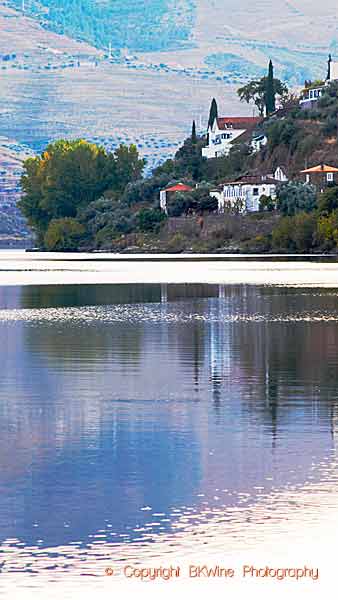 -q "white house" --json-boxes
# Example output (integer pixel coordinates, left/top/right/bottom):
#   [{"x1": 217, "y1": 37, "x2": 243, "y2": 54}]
[
  {"x1": 300, "y1": 55, "x2": 338, "y2": 109},
  {"x1": 211, "y1": 167, "x2": 288, "y2": 214},
  {"x1": 251, "y1": 133, "x2": 268, "y2": 153},
  {"x1": 202, "y1": 116, "x2": 262, "y2": 159},
  {"x1": 300, "y1": 163, "x2": 338, "y2": 189}
]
